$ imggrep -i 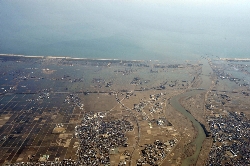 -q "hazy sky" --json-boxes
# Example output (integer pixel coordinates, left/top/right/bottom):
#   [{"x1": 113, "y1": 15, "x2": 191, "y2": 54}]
[{"x1": 0, "y1": 0, "x2": 249, "y2": 60}]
